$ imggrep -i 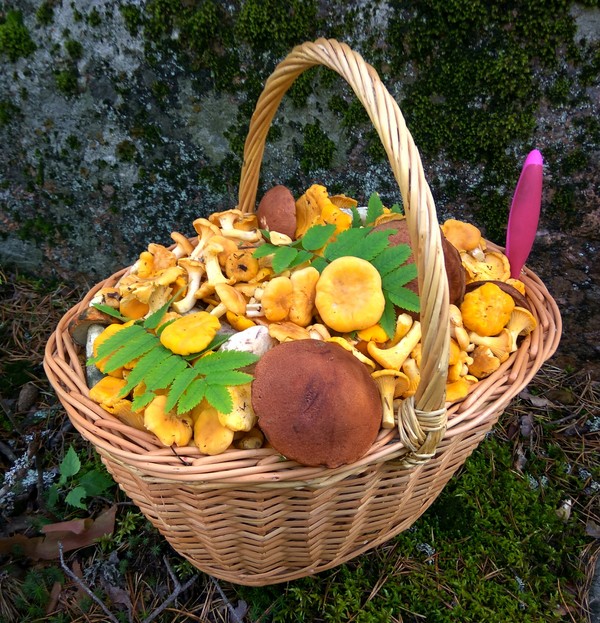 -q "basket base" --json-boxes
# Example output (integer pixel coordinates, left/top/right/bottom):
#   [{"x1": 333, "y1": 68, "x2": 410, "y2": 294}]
[{"x1": 100, "y1": 420, "x2": 497, "y2": 586}]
